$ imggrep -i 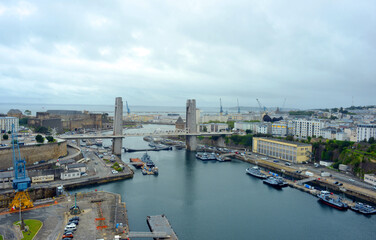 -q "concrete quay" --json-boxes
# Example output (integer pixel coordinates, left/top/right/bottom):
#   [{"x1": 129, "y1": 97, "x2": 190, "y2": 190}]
[{"x1": 237, "y1": 154, "x2": 376, "y2": 205}]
